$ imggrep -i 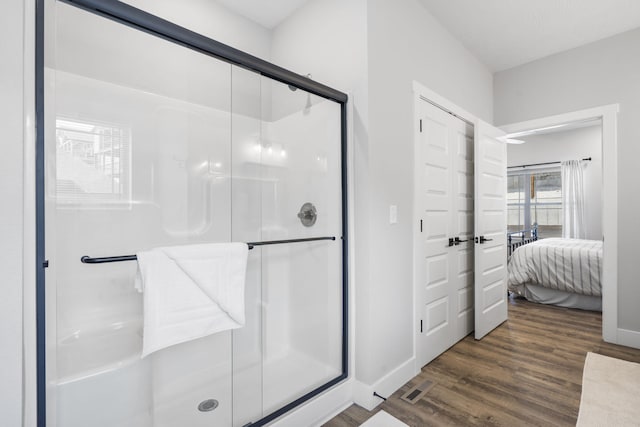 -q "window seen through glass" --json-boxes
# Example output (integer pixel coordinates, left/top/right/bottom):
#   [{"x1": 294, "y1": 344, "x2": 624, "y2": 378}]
[{"x1": 55, "y1": 117, "x2": 131, "y2": 206}]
